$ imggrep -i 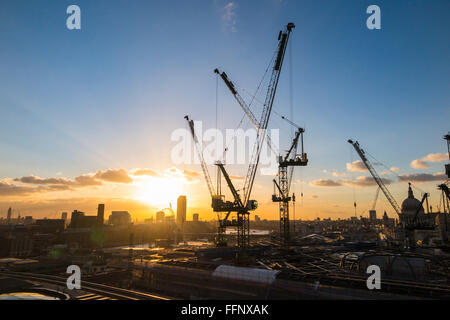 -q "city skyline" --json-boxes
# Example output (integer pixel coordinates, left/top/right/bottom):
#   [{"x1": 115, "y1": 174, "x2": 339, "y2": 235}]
[{"x1": 1, "y1": 0, "x2": 449, "y2": 221}]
